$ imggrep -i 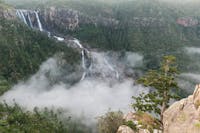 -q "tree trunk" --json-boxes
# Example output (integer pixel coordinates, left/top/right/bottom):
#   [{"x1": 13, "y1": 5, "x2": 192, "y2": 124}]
[
  {"x1": 161, "y1": 91, "x2": 167, "y2": 122},
  {"x1": 161, "y1": 102, "x2": 166, "y2": 122}
]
